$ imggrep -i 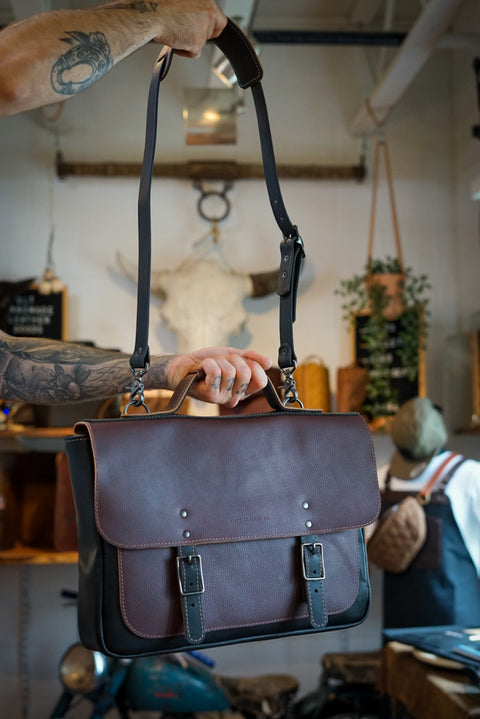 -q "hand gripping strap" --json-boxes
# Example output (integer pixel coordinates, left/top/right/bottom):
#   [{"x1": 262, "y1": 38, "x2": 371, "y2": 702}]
[{"x1": 130, "y1": 19, "x2": 304, "y2": 374}]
